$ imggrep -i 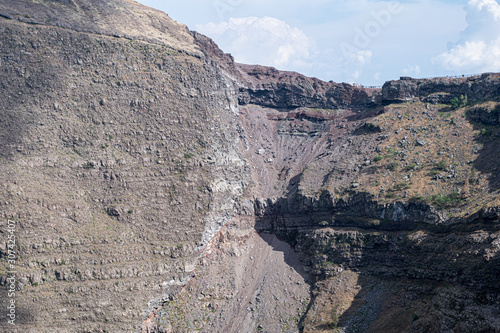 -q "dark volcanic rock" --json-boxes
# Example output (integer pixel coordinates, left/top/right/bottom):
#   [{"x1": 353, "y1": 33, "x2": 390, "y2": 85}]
[
  {"x1": 236, "y1": 63, "x2": 375, "y2": 109},
  {"x1": 1, "y1": 1, "x2": 500, "y2": 333},
  {"x1": 255, "y1": 192, "x2": 443, "y2": 232},
  {"x1": 467, "y1": 104, "x2": 500, "y2": 125},
  {"x1": 382, "y1": 73, "x2": 500, "y2": 104}
]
